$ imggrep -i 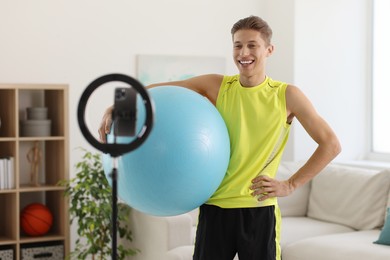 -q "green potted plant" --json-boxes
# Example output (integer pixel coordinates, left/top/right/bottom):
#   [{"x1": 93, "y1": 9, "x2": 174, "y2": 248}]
[{"x1": 58, "y1": 148, "x2": 138, "y2": 260}]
